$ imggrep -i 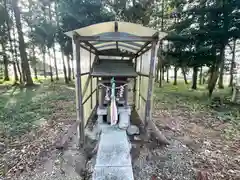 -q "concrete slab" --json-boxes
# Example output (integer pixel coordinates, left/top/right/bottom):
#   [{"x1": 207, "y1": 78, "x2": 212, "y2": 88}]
[
  {"x1": 93, "y1": 166, "x2": 134, "y2": 180},
  {"x1": 93, "y1": 126, "x2": 134, "y2": 180},
  {"x1": 95, "y1": 128, "x2": 131, "y2": 167}
]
